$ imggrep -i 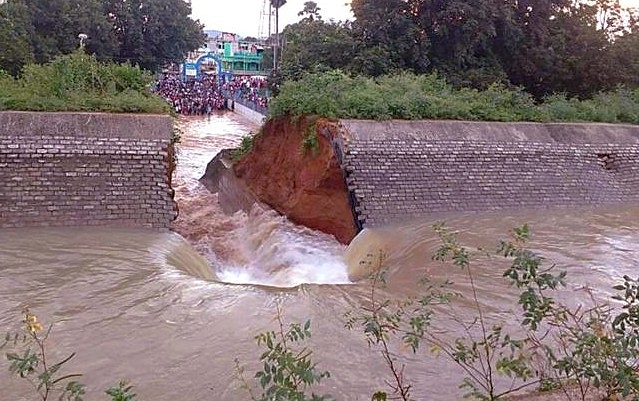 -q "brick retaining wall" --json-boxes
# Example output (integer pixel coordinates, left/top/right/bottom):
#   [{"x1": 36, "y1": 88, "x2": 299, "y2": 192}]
[
  {"x1": 0, "y1": 112, "x2": 177, "y2": 229},
  {"x1": 340, "y1": 120, "x2": 639, "y2": 227}
]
